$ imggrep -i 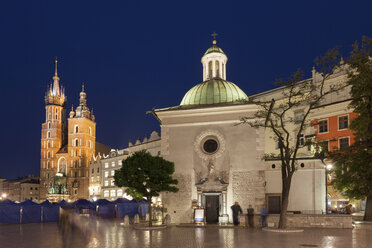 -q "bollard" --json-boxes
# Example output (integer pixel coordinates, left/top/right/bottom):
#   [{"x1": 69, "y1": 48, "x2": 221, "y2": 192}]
[
  {"x1": 134, "y1": 214, "x2": 140, "y2": 224},
  {"x1": 165, "y1": 214, "x2": 171, "y2": 226},
  {"x1": 123, "y1": 215, "x2": 130, "y2": 227}
]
